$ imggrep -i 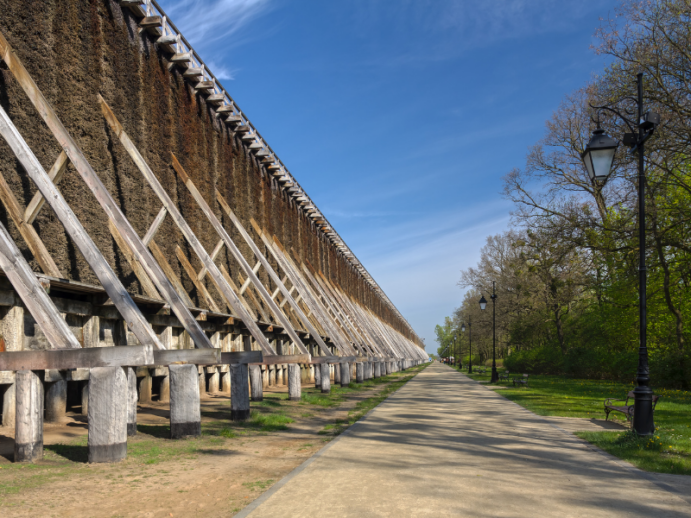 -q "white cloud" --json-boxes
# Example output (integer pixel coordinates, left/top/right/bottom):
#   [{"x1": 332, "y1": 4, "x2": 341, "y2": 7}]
[{"x1": 161, "y1": 0, "x2": 271, "y2": 48}]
